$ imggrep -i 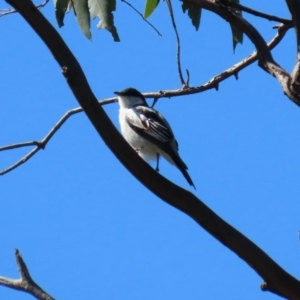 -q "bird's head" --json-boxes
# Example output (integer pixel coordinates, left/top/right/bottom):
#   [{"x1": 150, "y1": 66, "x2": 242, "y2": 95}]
[{"x1": 114, "y1": 87, "x2": 148, "y2": 108}]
